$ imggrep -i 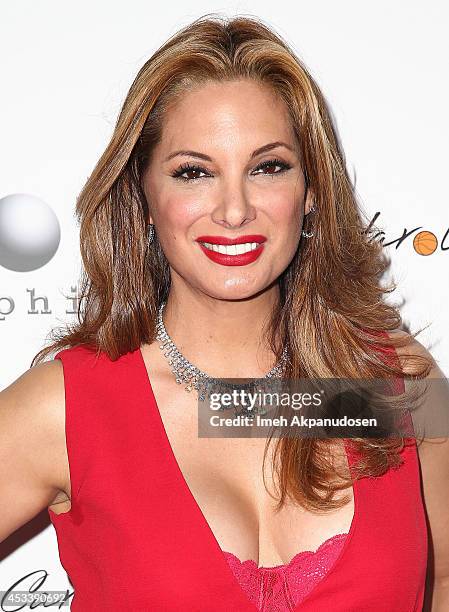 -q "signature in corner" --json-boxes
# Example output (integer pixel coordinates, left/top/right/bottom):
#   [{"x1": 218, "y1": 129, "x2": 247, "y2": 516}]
[{"x1": 1, "y1": 570, "x2": 74, "y2": 610}]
